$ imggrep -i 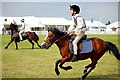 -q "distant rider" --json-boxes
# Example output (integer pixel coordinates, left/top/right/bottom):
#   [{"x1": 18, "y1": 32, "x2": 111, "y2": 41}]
[{"x1": 19, "y1": 19, "x2": 25, "y2": 41}]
